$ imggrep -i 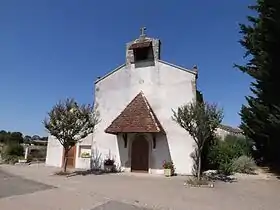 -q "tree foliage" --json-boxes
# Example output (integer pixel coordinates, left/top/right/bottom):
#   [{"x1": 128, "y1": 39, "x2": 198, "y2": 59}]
[
  {"x1": 44, "y1": 98, "x2": 99, "y2": 172},
  {"x1": 208, "y1": 135, "x2": 253, "y2": 175},
  {"x1": 173, "y1": 101, "x2": 223, "y2": 179},
  {"x1": 236, "y1": 0, "x2": 280, "y2": 165},
  {"x1": 0, "y1": 130, "x2": 47, "y2": 145},
  {"x1": 1, "y1": 143, "x2": 25, "y2": 164},
  {"x1": 0, "y1": 130, "x2": 23, "y2": 144}
]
